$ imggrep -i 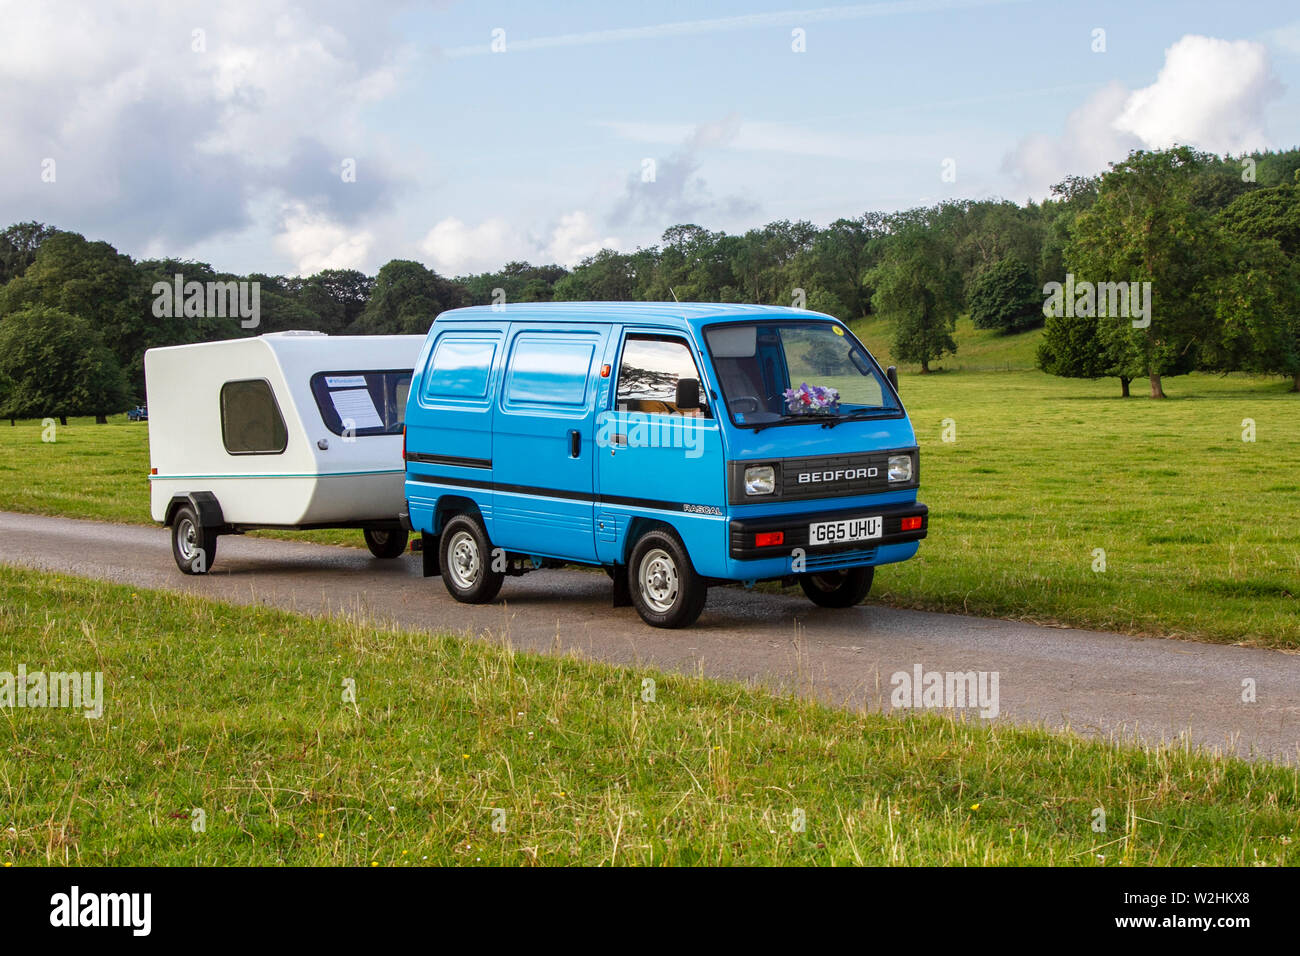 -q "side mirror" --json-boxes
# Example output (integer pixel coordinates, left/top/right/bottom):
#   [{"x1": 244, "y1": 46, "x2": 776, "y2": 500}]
[
  {"x1": 675, "y1": 377, "x2": 701, "y2": 410},
  {"x1": 886, "y1": 366, "x2": 899, "y2": 392}
]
